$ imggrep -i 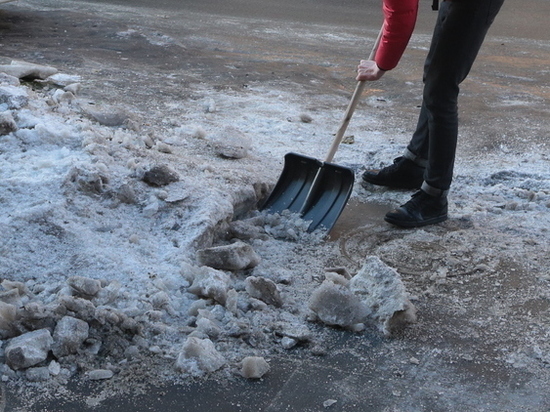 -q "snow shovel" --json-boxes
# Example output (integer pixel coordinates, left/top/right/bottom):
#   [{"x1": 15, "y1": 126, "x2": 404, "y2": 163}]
[{"x1": 261, "y1": 28, "x2": 383, "y2": 232}]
